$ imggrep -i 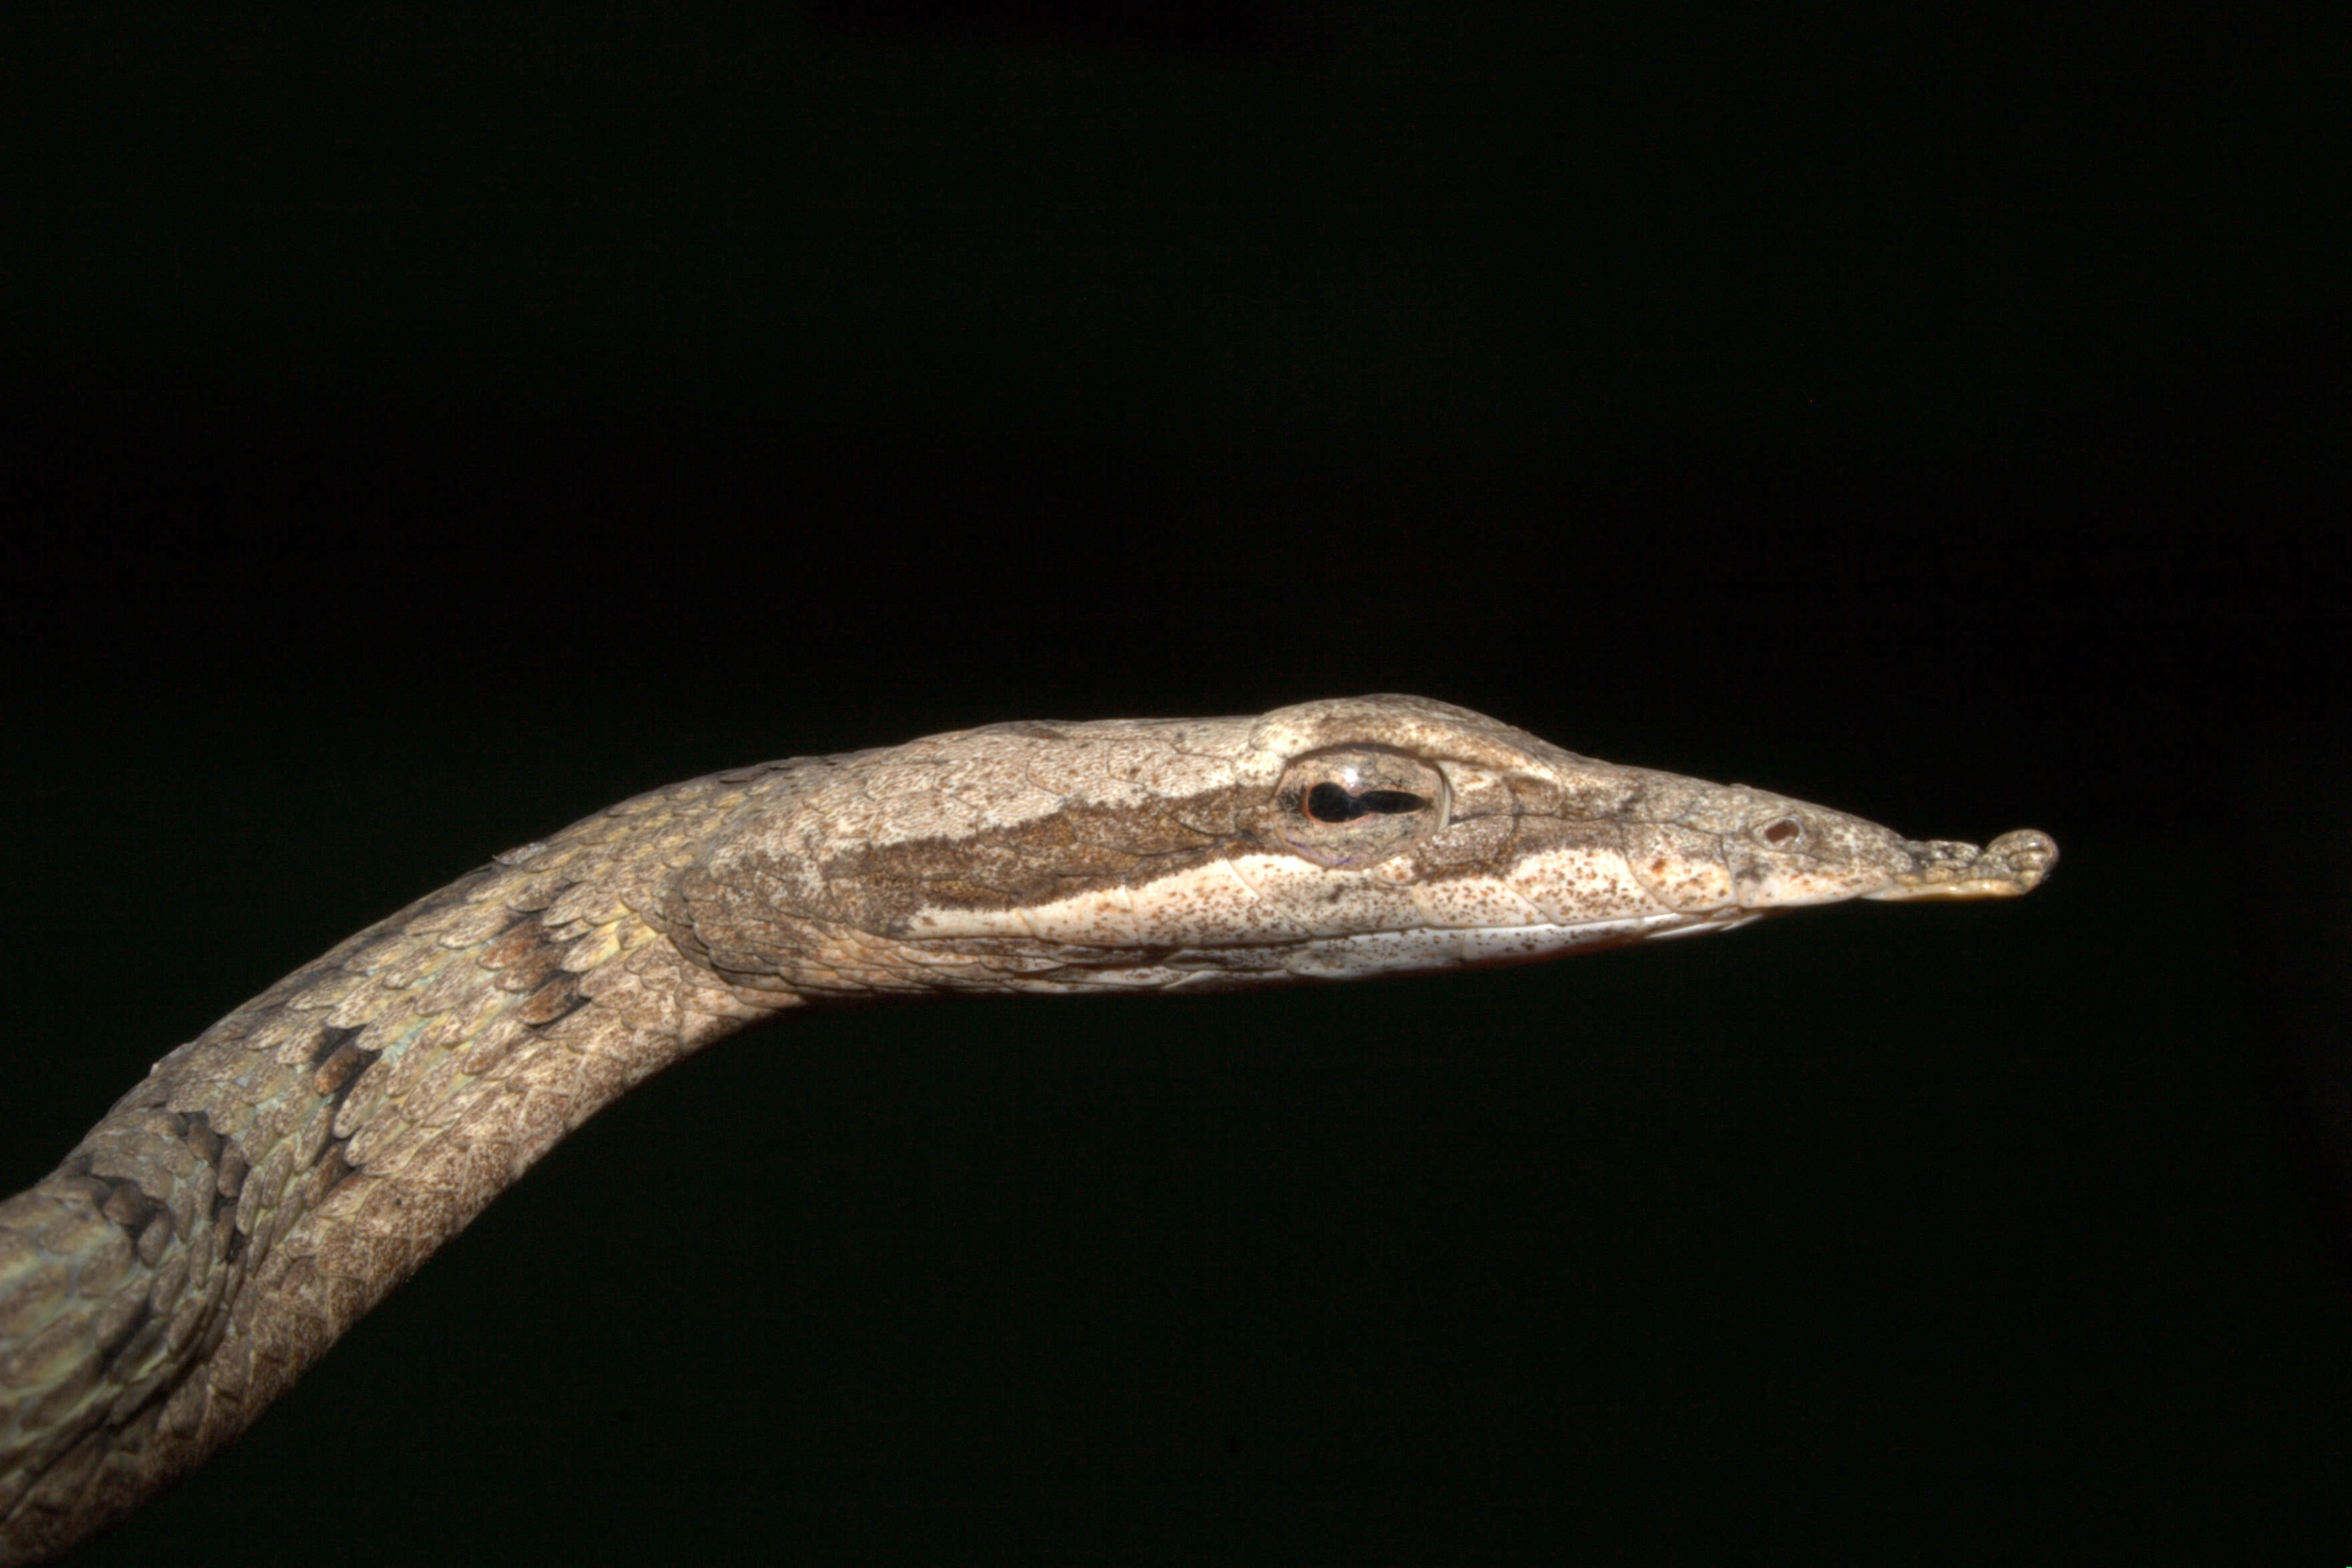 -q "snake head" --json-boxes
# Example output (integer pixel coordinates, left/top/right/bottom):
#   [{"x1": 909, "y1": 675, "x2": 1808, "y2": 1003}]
[{"x1": 675, "y1": 694, "x2": 2058, "y2": 993}]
